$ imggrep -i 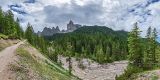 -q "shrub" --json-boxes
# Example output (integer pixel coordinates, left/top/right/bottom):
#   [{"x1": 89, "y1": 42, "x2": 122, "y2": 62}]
[
  {"x1": 116, "y1": 65, "x2": 143, "y2": 80},
  {"x1": 0, "y1": 34, "x2": 8, "y2": 39}
]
